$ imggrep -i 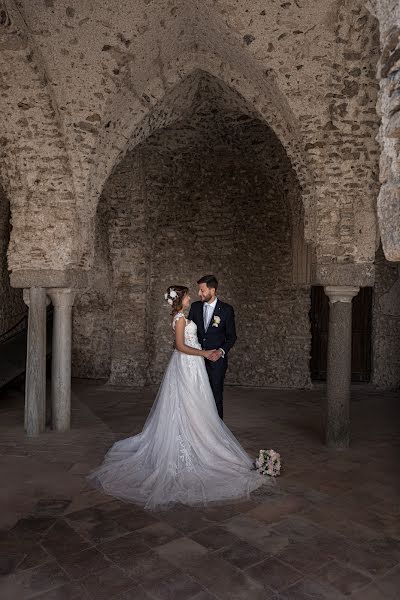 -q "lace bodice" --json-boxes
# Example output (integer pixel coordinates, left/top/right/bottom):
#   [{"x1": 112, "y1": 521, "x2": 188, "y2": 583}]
[{"x1": 172, "y1": 312, "x2": 201, "y2": 349}]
